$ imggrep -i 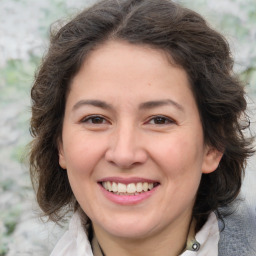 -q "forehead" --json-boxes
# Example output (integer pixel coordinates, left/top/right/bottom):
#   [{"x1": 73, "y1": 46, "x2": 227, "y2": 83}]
[
  {"x1": 67, "y1": 40, "x2": 196, "y2": 112},
  {"x1": 80, "y1": 40, "x2": 173, "y2": 77},
  {"x1": 72, "y1": 40, "x2": 188, "y2": 86}
]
